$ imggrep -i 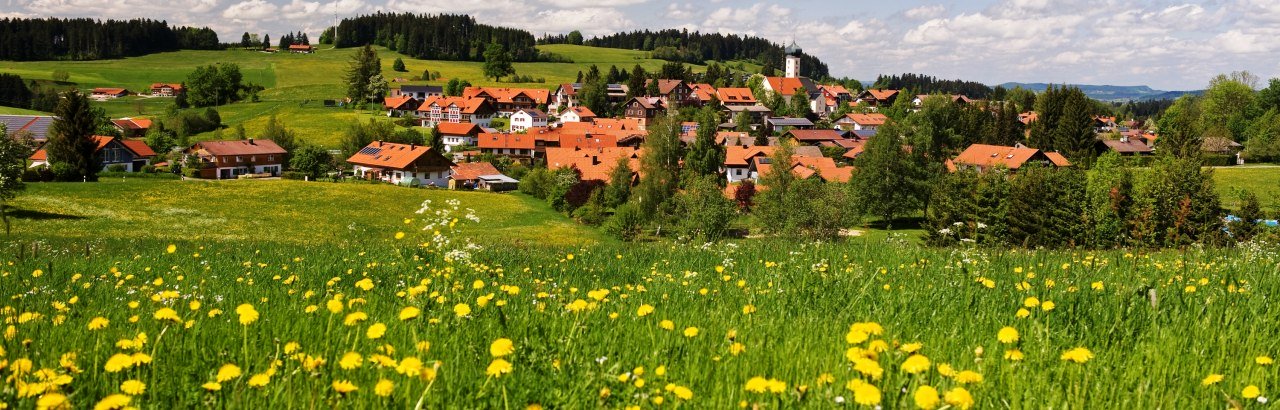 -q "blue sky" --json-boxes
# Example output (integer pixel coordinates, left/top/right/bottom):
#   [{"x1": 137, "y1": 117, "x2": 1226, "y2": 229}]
[{"x1": 6, "y1": 0, "x2": 1278, "y2": 90}]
